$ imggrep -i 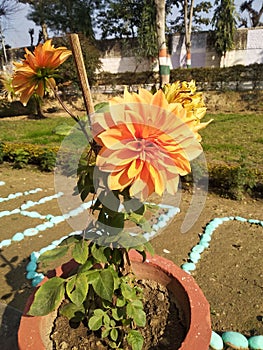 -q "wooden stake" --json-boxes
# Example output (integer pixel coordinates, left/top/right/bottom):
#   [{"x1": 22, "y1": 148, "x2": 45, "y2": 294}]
[{"x1": 69, "y1": 34, "x2": 94, "y2": 125}]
